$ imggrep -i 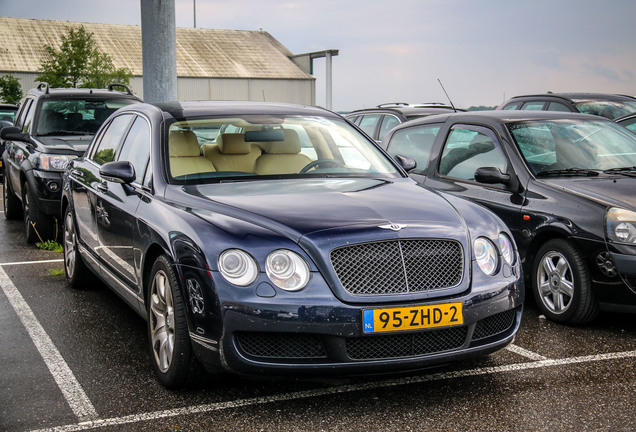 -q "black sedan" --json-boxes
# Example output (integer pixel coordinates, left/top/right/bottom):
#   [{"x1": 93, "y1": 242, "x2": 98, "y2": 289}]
[
  {"x1": 381, "y1": 110, "x2": 636, "y2": 324},
  {"x1": 61, "y1": 101, "x2": 523, "y2": 388}
]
